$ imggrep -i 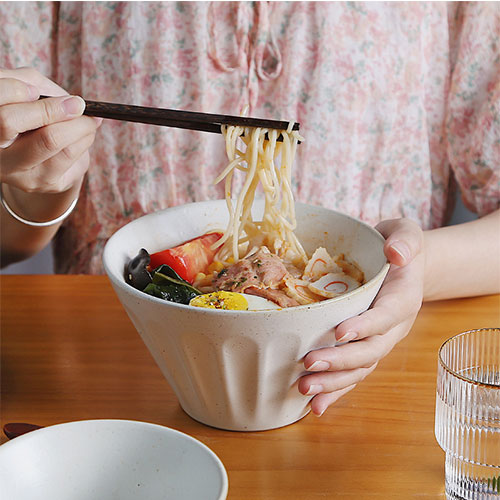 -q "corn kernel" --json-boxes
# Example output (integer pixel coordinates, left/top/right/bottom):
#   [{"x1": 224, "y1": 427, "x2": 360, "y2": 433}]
[{"x1": 207, "y1": 261, "x2": 224, "y2": 274}]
